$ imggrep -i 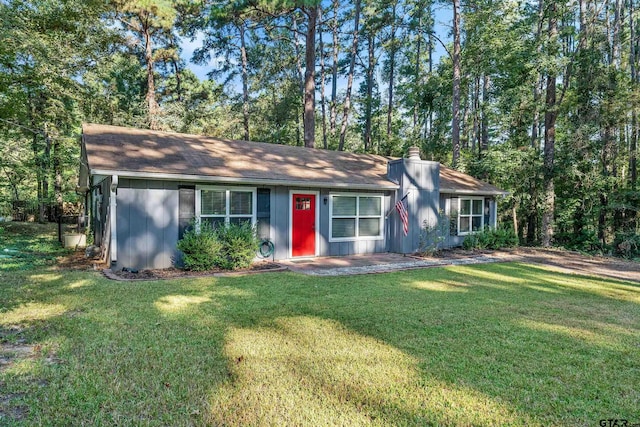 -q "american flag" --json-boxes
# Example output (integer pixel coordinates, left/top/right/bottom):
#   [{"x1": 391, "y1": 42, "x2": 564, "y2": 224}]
[{"x1": 395, "y1": 194, "x2": 409, "y2": 236}]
